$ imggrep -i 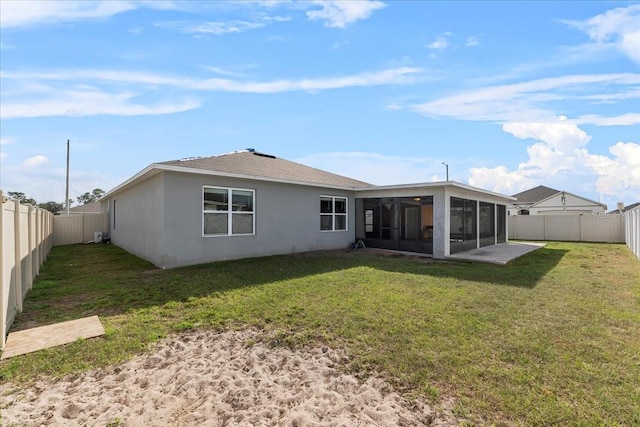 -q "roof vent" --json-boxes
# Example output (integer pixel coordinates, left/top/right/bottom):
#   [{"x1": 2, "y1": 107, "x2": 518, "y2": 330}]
[{"x1": 246, "y1": 148, "x2": 255, "y2": 153}]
